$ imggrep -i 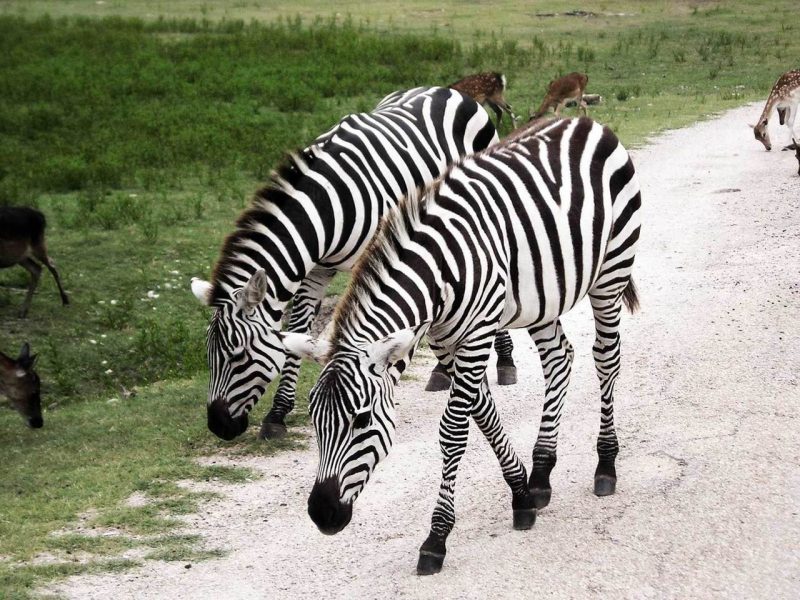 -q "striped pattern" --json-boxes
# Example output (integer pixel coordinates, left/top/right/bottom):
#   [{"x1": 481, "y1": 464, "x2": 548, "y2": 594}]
[
  {"x1": 198, "y1": 87, "x2": 498, "y2": 436},
  {"x1": 305, "y1": 116, "x2": 642, "y2": 569}
]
